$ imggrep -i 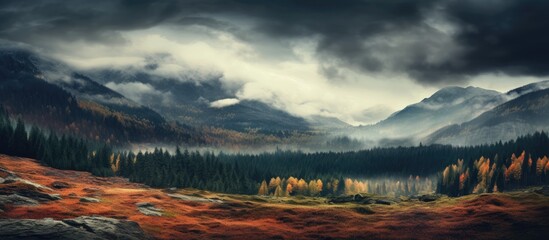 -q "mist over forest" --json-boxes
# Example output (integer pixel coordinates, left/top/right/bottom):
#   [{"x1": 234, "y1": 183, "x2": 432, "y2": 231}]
[{"x1": 1, "y1": 1, "x2": 549, "y2": 239}]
